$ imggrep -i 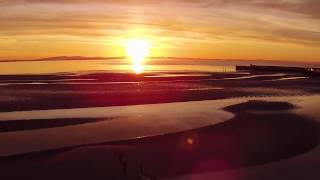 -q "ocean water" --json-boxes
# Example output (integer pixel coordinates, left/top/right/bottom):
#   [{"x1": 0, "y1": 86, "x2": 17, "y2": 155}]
[
  {"x1": 0, "y1": 58, "x2": 237, "y2": 75},
  {"x1": 1, "y1": 57, "x2": 318, "y2": 75}
]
